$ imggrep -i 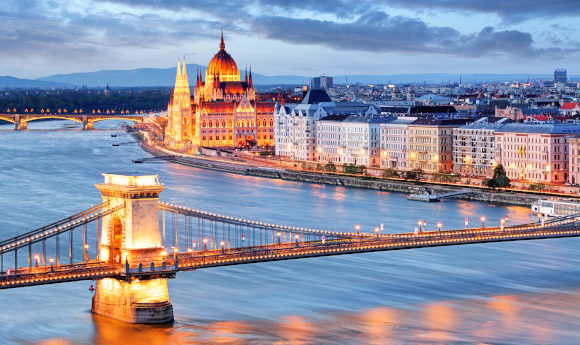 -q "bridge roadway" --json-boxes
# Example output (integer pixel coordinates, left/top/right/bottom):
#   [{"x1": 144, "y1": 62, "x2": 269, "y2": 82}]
[
  {"x1": 1, "y1": 211, "x2": 579, "y2": 289},
  {"x1": 0, "y1": 113, "x2": 145, "y2": 130}
]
